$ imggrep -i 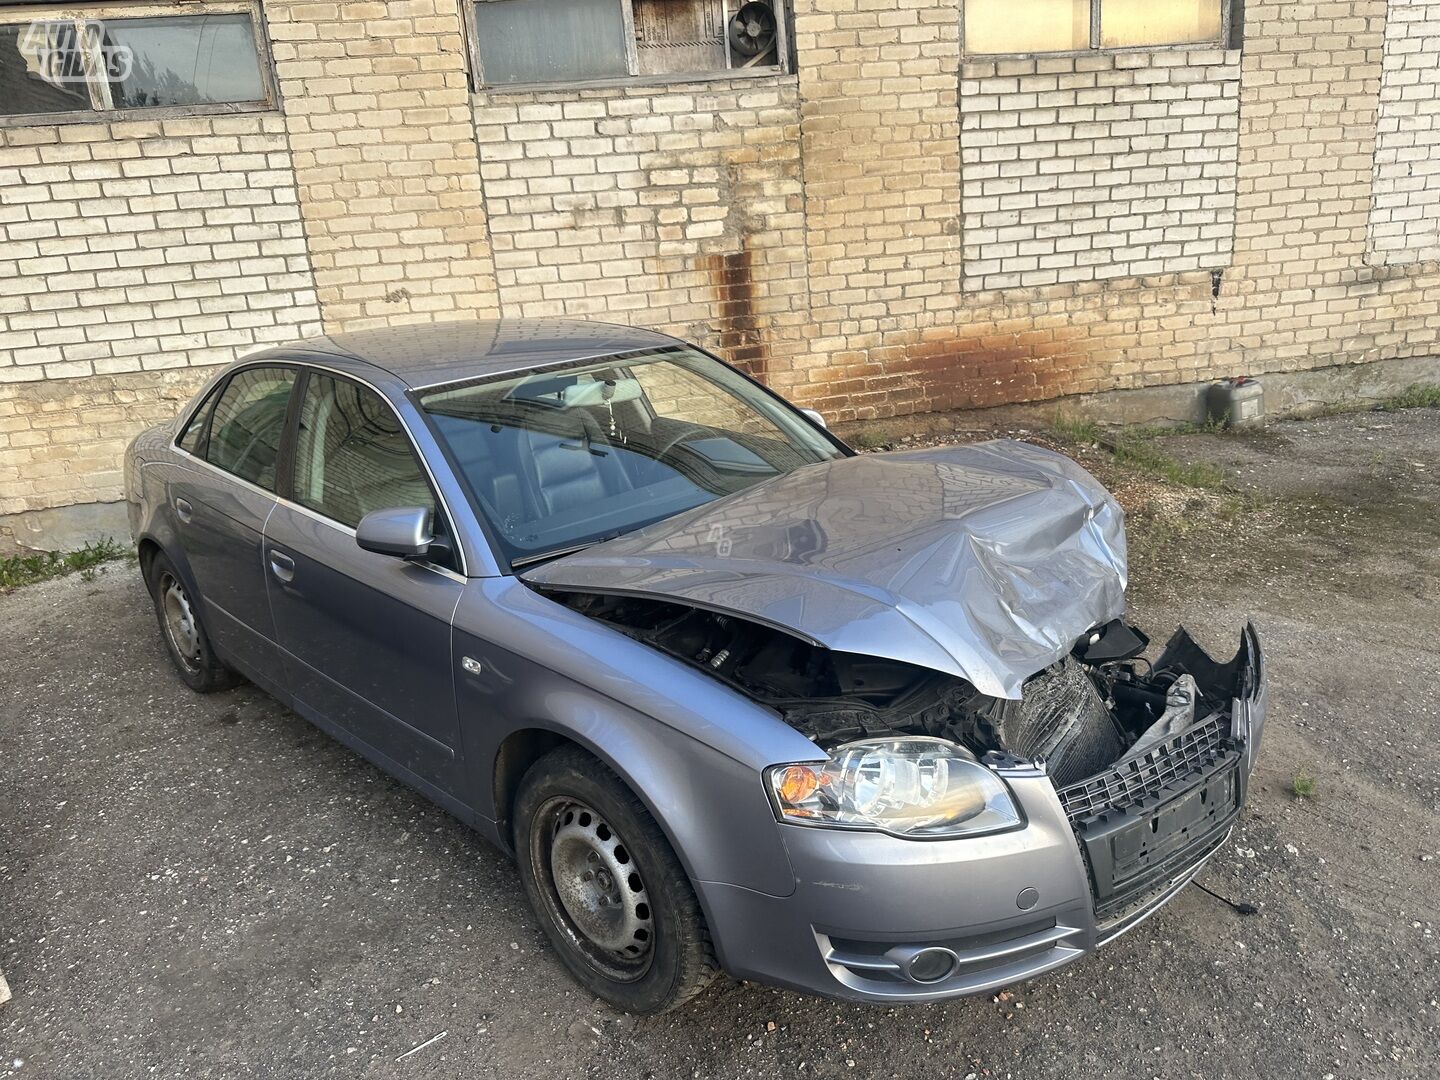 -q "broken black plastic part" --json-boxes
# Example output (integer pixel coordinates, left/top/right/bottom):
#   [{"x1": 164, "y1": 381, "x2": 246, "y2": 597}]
[
  {"x1": 1074, "y1": 619, "x2": 1150, "y2": 663},
  {"x1": 1153, "y1": 626, "x2": 1250, "y2": 703}
]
